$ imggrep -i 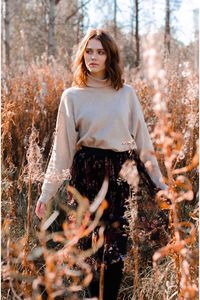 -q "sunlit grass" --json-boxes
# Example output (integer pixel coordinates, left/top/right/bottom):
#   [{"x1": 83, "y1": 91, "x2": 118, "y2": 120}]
[{"x1": 1, "y1": 54, "x2": 198, "y2": 299}]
